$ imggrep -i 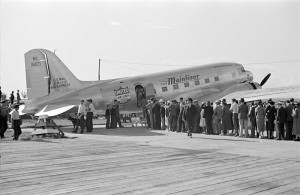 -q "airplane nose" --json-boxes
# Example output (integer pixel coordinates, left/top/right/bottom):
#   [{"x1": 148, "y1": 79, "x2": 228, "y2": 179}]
[{"x1": 246, "y1": 71, "x2": 253, "y2": 81}]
